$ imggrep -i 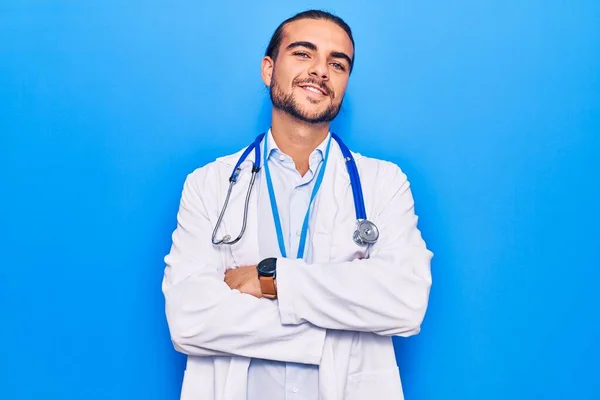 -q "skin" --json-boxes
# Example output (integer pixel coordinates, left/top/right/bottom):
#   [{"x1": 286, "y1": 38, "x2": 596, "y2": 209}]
[{"x1": 225, "y1": 18, "x2": 354, "y2": 298}]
